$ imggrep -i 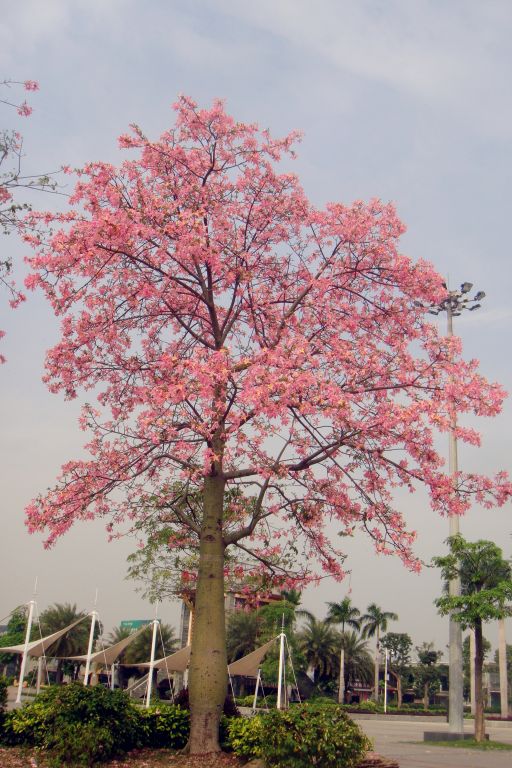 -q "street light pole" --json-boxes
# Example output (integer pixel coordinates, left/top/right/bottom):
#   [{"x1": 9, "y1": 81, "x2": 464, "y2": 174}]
[{"x1": 428, "y1": 281, "x2": 485, "y2": 734}]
